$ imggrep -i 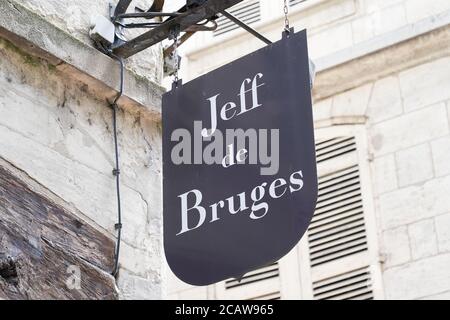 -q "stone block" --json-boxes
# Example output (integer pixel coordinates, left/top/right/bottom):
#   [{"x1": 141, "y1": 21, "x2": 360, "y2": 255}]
[
  {"x1": 331, "y1": 83, "x2": 373, "y2": 118},
  {"x1": 405, "y1": 0, "x2": 450, "y2": 23},
  {"x1": 313, "y1": 98, "x2": 332, "y2": 122},
  {"x1": 435, "y1": 213, "x2": 450, "y2": 253},
  {"x1": 370, "y1": 103, "x2": 449, "y2": 156},
  {"x1": 431, "y1": 136, "x2": 450, "y2": 177},
  {"x1": 381, "y1": 226, "x2": 411, "y2": 267},
  {"x1": 395, "y1": 143, "x2": 434, "y2": 187},
  {"x1": 408, "y1": 219, "x2": 438, "y2": 260},
  {"x1": 309, "y1": 22, "x2": 353, "y2": 59},
  {"x1": 117, "y1": 269, "x2": 162, "y2": 300},
  {"x1": 383, "y1": 253, "x2": 450, "y2": 299},
  {"x1": 378, "y1": 175, "x2": 450, "y2": 229},
  {"x1": 399, "y1": 57, "x2": 450, "y2": 112},
  {"x1": 420, "y1": 290, "x2": 450, "y2": 300},
  {"x1": 372, "y1": 4, "x2": 408, "y2": 37},
  {"x1": 367, "y1": 76, "x2": 403, "y2": 123},
  {"x1": 372, "y1": 154, "x2": 398, "y2": 194}
]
